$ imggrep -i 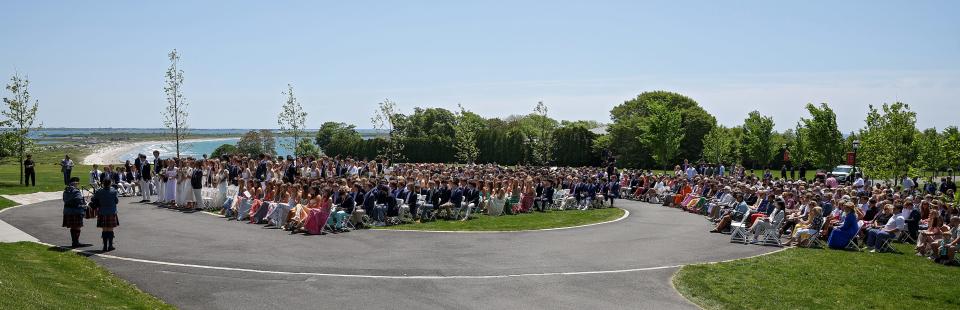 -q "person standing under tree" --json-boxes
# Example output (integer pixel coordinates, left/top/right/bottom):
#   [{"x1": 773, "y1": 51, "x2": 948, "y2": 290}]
[
  {"x1": 23, "y1": 154, "x2": 35, "y2": 187},
  {"x1": 60, "y1": 155, "x2": 74, "y2": 185},
  {"x1": 92, "y1": 178, "x2": 120, "y2": 252}
]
